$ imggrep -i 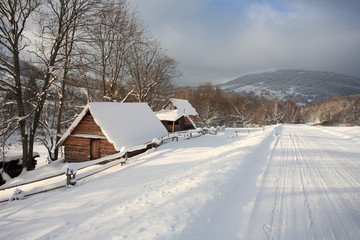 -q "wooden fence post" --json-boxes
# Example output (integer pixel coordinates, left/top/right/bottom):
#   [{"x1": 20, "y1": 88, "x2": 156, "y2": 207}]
[{"x1": 66, "y1": 168, "x2": 77, "y2": 188}]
